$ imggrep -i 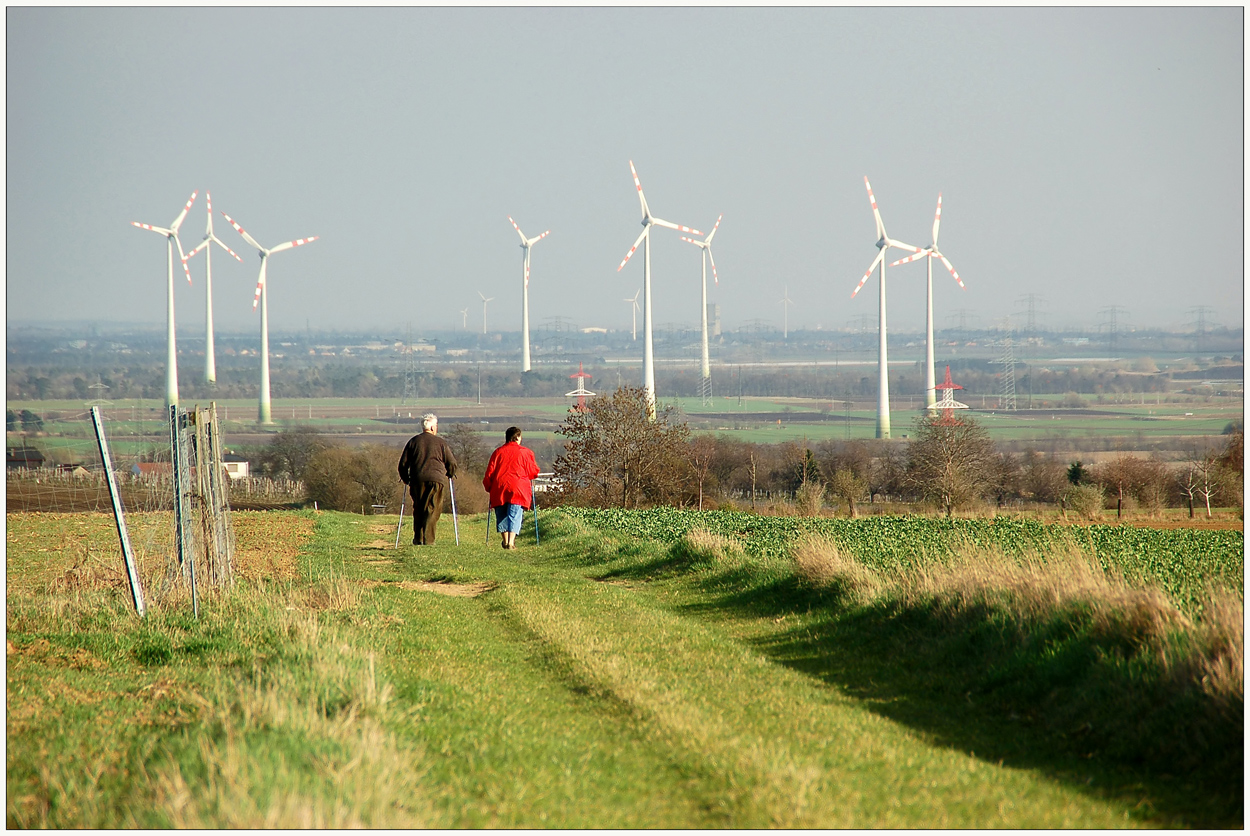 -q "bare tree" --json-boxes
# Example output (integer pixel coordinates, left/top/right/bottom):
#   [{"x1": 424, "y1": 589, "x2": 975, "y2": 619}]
[
  {"x1": 688, "y1": 436, "x2": 718, "y2": 511},
  {"x1": 445, "y1": 422, "x2": 489, "y2": 474},
  {"x1": 554, "y1": 387, "x2": 690, "y2": 509},
  {"x1": 258, "y1": 426, "x2": 328, "y2": 481},
  {"x1": 828, "y1": 469, "x2": 868, "y2": 517},
  {"x1": 904, "y1": 414, "x2": 997, "y2": 516}
]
